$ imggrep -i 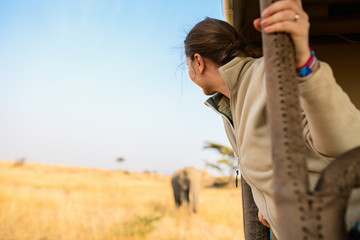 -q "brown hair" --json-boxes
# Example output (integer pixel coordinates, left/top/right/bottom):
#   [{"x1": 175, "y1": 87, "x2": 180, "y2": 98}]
[{"x1": 184, "y1": 17, "x2": 262, "y2": 66}]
